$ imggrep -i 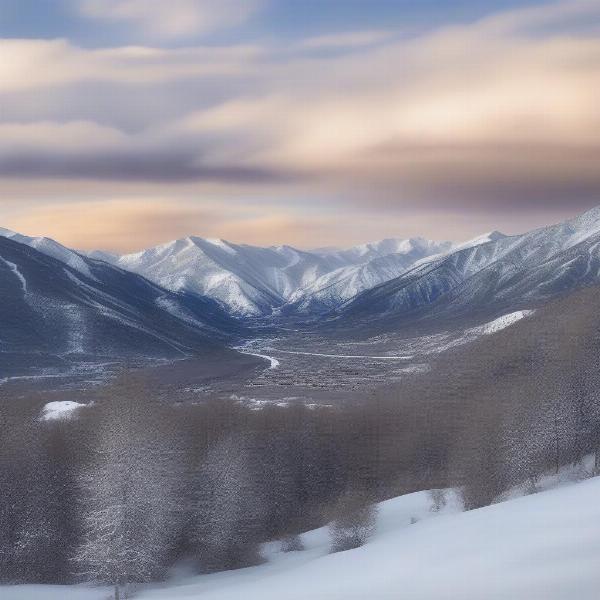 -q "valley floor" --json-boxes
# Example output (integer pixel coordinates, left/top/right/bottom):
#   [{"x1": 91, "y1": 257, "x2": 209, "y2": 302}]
[{"x1": 5, "y1": 471, "x2": 600, "y2": 600}]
